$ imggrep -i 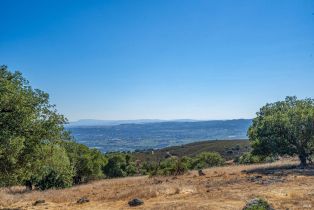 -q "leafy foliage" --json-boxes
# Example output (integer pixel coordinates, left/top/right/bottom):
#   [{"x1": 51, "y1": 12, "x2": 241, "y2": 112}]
[
  {"x1": 0, "y1": 66, "x2": 70, "y2": 187},
  {"x1": 63, "y1": 141, "x2": 107, "y2": 184},
  {"x1": 249, "y1": 96, "x2": 314, "y2": 166},
  {"x1": 158, "y1": 157, "x2": 189, "y2": 176},
  {"x1": 0, "y1": 66, "x2": 108, "y2": 189},
  {"x1": 191, "y1": 152, "x2": 225, "y2": 169},
  {"x1": 32, "y1": 144, "x2": 73, "y2": 190},
  {"x1": 236, "y1": 152, "x2": 277, "y2": 165},
  {"x1": 102, "y1": 153, "x2": 137, "y2": 178},
  {"x1": 237, "y1": 152, "x2": 263, "y2": 164}
]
